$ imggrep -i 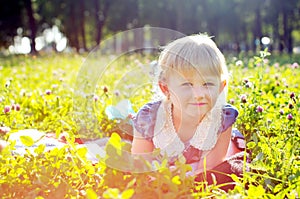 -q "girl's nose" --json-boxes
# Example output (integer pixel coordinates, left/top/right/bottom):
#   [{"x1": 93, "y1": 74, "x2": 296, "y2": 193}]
[
  {"x1": 194, "y1": 95, "x2": 204, "y2": 101},
  {"x1": 193, "y1": 87, "x2": 205, "y2": 101}
]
